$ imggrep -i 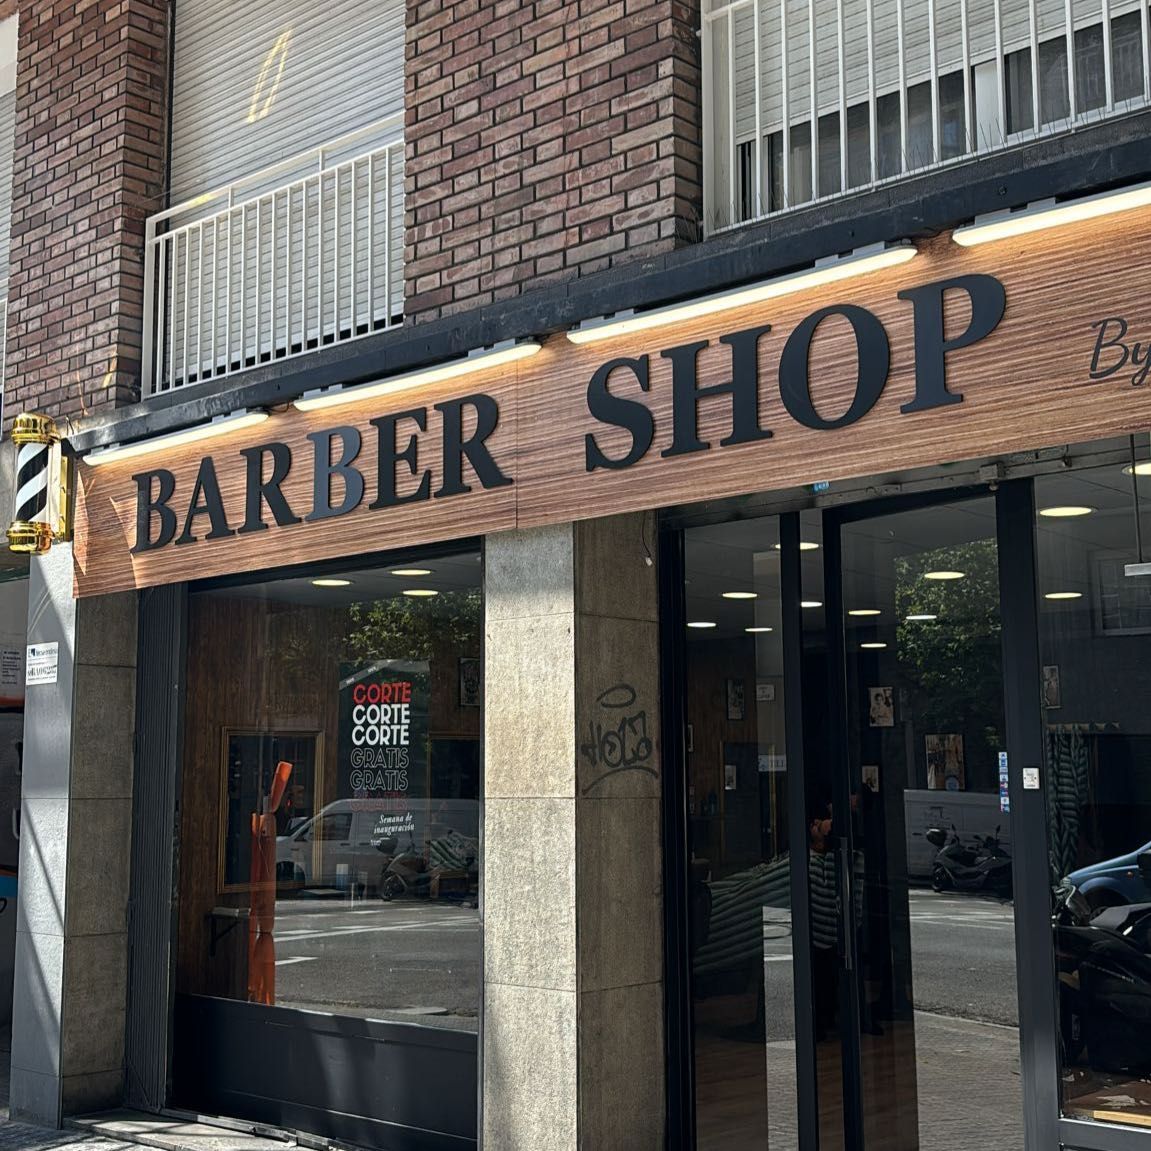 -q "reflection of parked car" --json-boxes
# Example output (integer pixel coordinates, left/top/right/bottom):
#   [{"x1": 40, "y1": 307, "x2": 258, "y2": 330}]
[
  {"x1": 276, "y1": 798, "x2": 479, "y2": 894},
  {"x1": 1068, "y1": 842, "x2": 1151, "y2": 908},
  {"x1": 1055, "y1": 879, "x2": 1151, "y2": 1073}
]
